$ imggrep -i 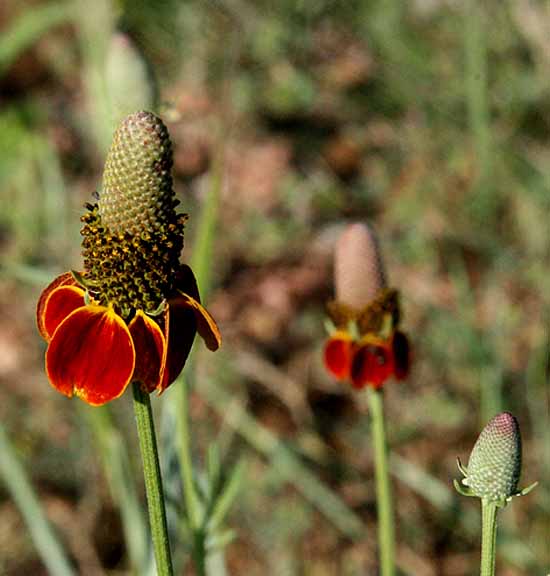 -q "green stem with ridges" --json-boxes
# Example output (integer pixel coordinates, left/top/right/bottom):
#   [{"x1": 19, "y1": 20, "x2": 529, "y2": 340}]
[
  {"x1": 132, "y1": 382, "x2": 174, "y2": 576},
  {"x1": 367, "y1": 387, "x2": 396, "y2": 576},
  {"x1": 480, "y1": 500, "x2": 498, "y2": 576}
]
